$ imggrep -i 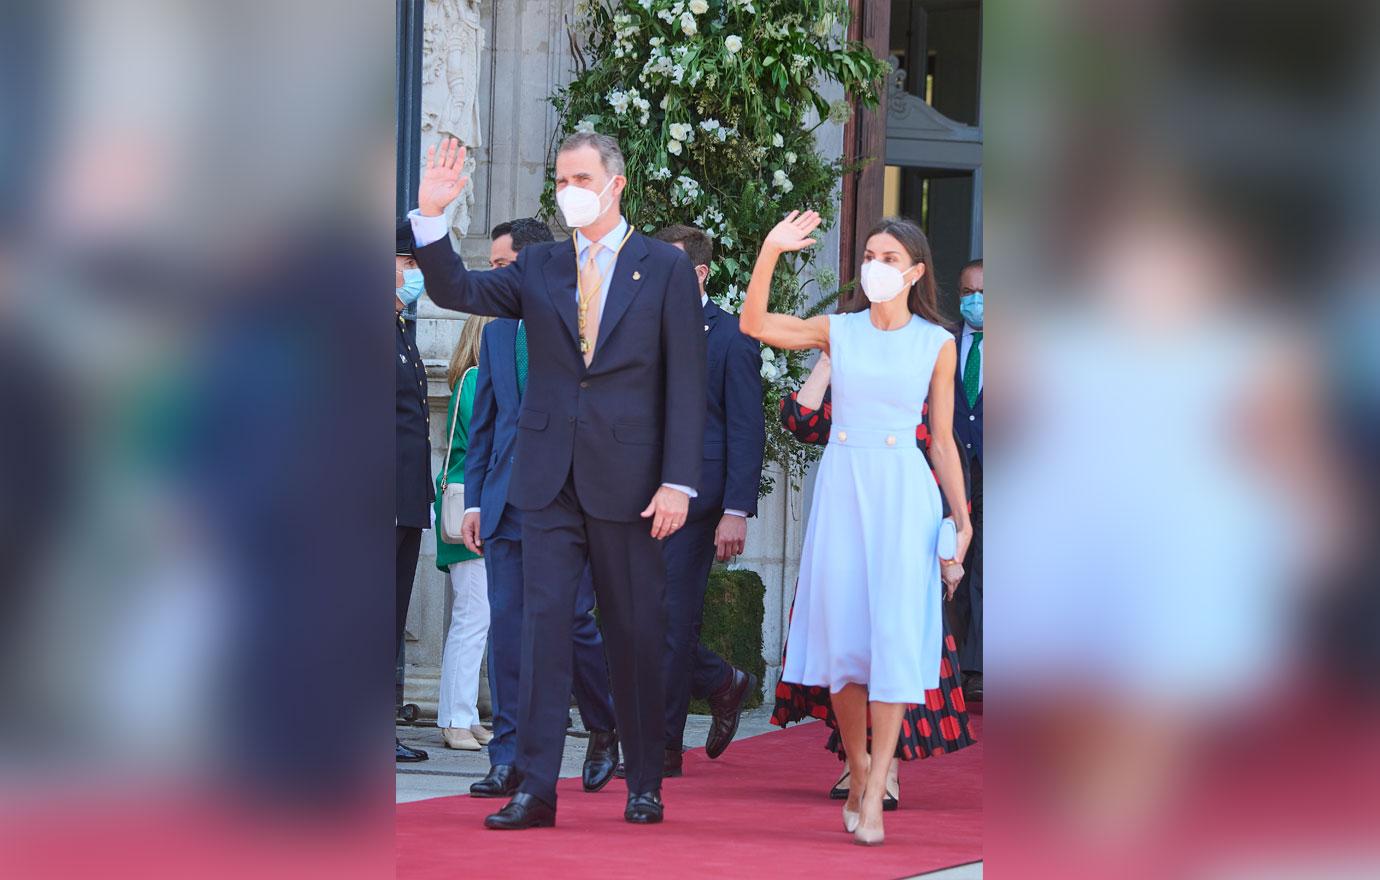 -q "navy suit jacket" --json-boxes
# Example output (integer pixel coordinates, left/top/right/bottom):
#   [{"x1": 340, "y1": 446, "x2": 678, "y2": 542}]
[
  {"x1": 465, "y1": 319, "x2": 522, "y2": 540},
  {"x1": 416, "y1": 229, "x2": 706, "y2": 522},
  {"x1": 396, "y1": 315, "x2": 433, "y2": 528},
  {"x1": 690, "y1": 299, "x2": 766, "y2": 521},
  {"x1": 953, "y1": 326, "x2": 983, "y2": 466}
]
